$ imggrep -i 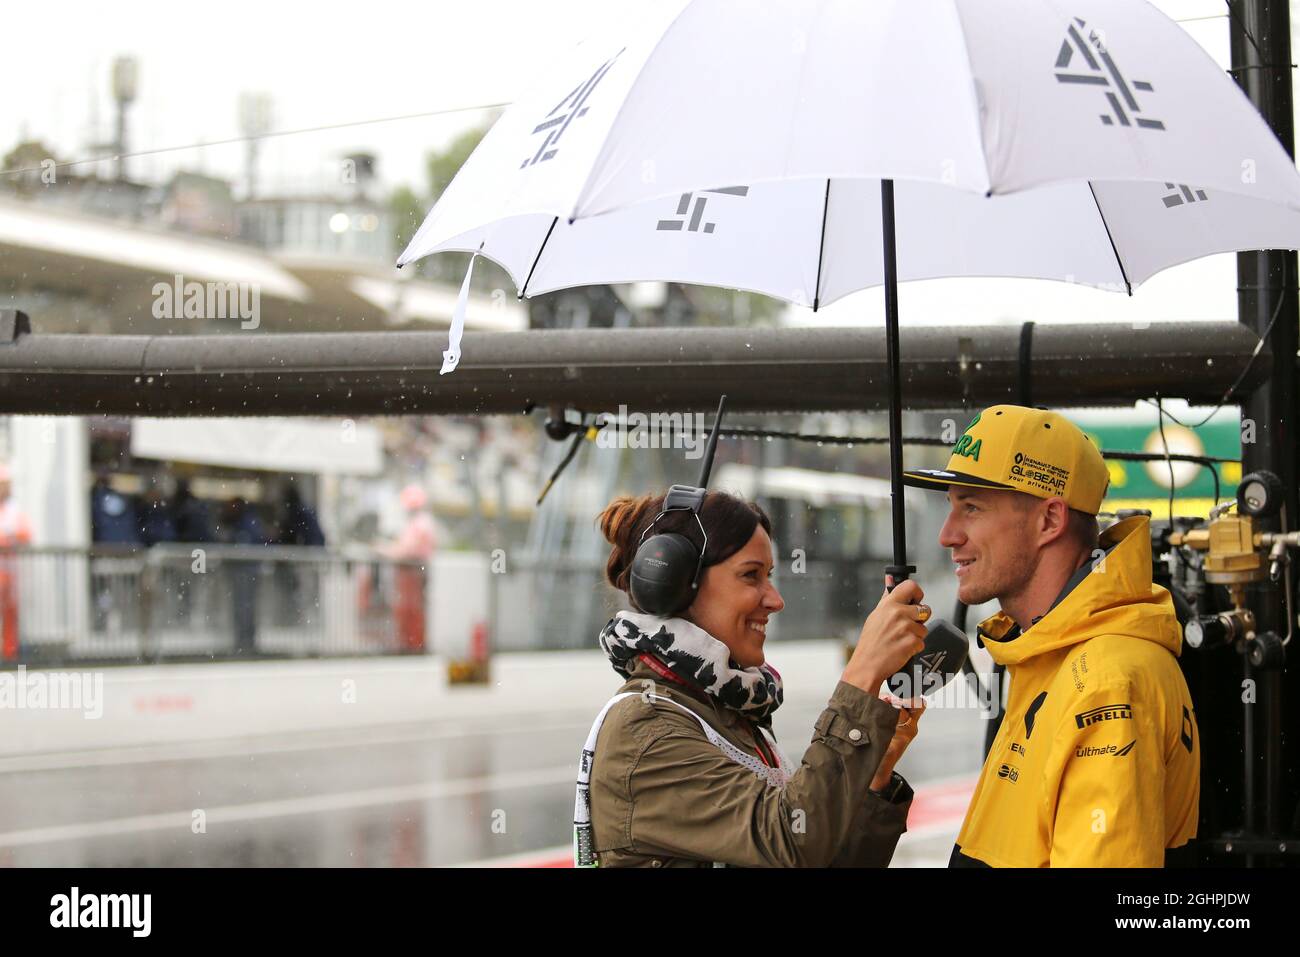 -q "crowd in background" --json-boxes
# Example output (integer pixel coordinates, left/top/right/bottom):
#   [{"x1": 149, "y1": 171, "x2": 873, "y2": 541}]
[{"x1": 90, "y1": 472, "x2": 326, "y2": 549}]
